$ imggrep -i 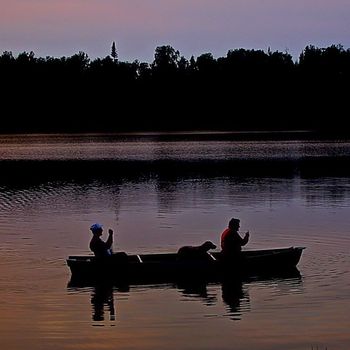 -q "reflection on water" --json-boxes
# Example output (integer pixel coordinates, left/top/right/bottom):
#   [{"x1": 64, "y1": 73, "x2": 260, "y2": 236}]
[
  {"x1": 91, "y1": 284, "x2": 116, "y2": 322},
  {"x1": 89, "y1": 284, "x2": 131, "y2": 324},
  {"x1": 1, "y1": 134, "x2": 350, "y2": 185},
  {"x1": 221, "y1": 278, "x2": 248, "y2": 320},
  {"x1": 0, "y1": 134, "x2": 350, "y2": 350},
  {"x1": 177, "y1": 279, "x2": 218, "y2": 306},
  {"x1": 1, "y1": 133, "x2": 350, "y2": 163},
  {"x1": 69, "y1": 270, "x2": 302, "y2": 324},
  {"x1": 1, "y1": 174, "x2": 349, "y2": 257}
]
